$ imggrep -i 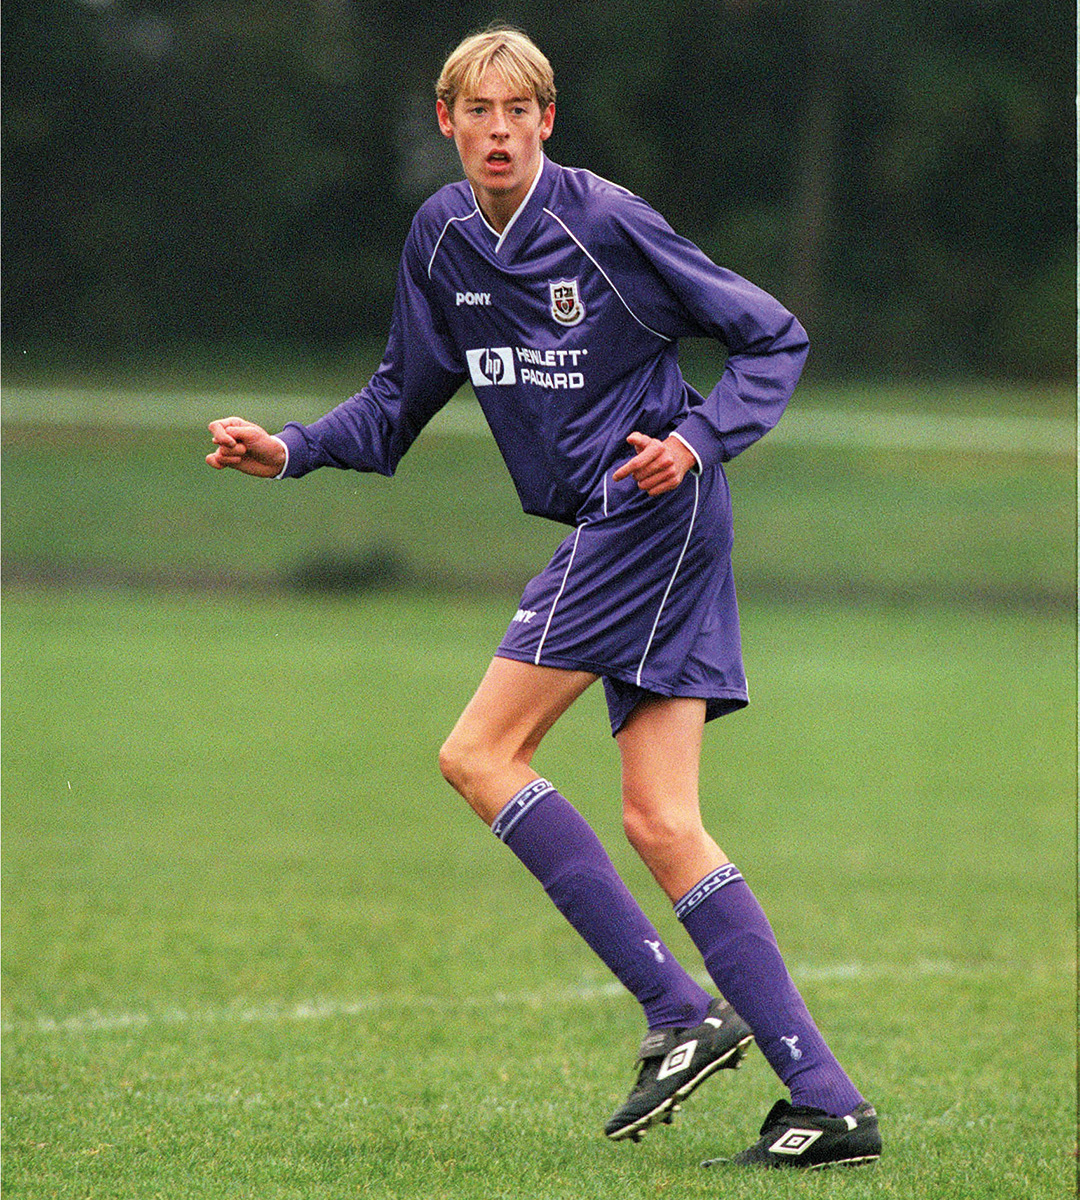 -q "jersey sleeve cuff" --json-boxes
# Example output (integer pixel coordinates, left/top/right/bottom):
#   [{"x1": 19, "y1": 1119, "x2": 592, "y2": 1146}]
[
  {"x1": 670, "y1": 430, "x2": 703, "y2": 474},
  {"x1": 673, "y1": 413, "x2": 729, "y2": 466},
  {"x1": 271, "y1": 435, "x2": 291, "y2": 479},
  {"x1": 274, "y1": 425, "x2": 313, "y2": 478}
]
